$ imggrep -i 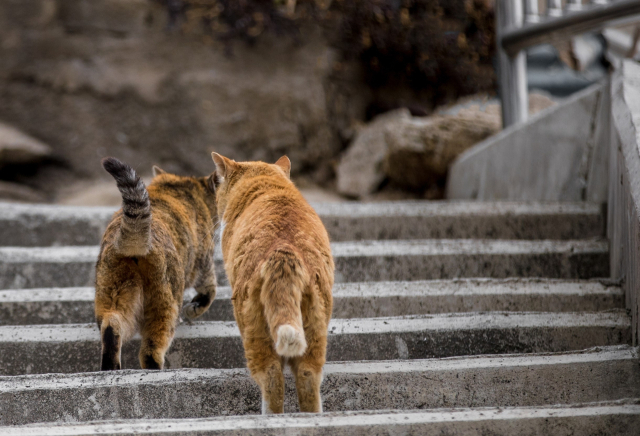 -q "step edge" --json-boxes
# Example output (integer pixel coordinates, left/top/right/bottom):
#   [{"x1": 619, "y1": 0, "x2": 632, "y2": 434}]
[
  {"x1": 0, "y1": 239, "x2": 610, "y2": 263},
  {"x1": 0, "y1": 311, "x2": 630, "y2": 342},
  {"x1": 3, "y1": 399, "x2": 639, "y2": 436},
  {"x1": 0, "y1": 279, "x2": 624, "y2": 303},
  {"x1": 0, "y1": 345, "x2": 635, "y2": 392}
]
